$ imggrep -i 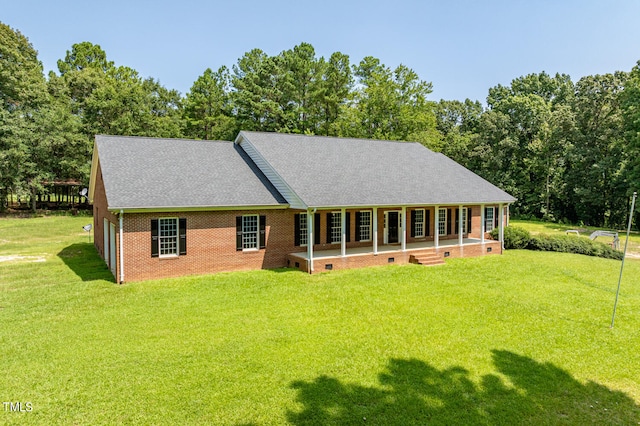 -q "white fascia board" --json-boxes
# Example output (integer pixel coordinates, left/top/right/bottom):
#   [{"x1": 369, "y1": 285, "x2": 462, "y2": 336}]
[
  {"x1": 108, "y1": 204, "x2": 290, "y2": 214},
  {"x1": 235, "y1": 132, "x2": 307, "y2": 210}
]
